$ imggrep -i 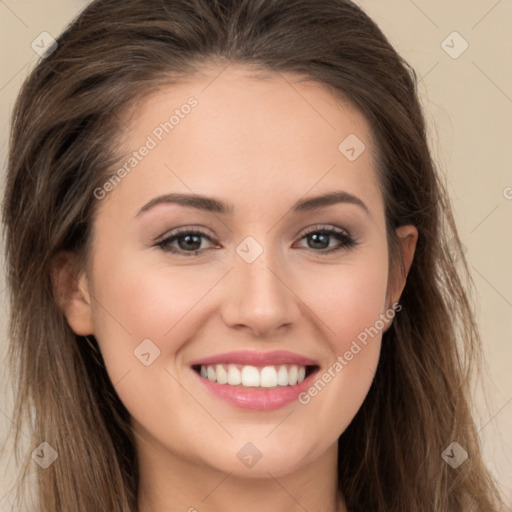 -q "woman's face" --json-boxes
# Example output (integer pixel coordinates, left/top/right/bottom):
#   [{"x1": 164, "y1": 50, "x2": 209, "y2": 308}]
[{"x1": 61, "y1": 64, "x2": 416, "y2": 479}]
